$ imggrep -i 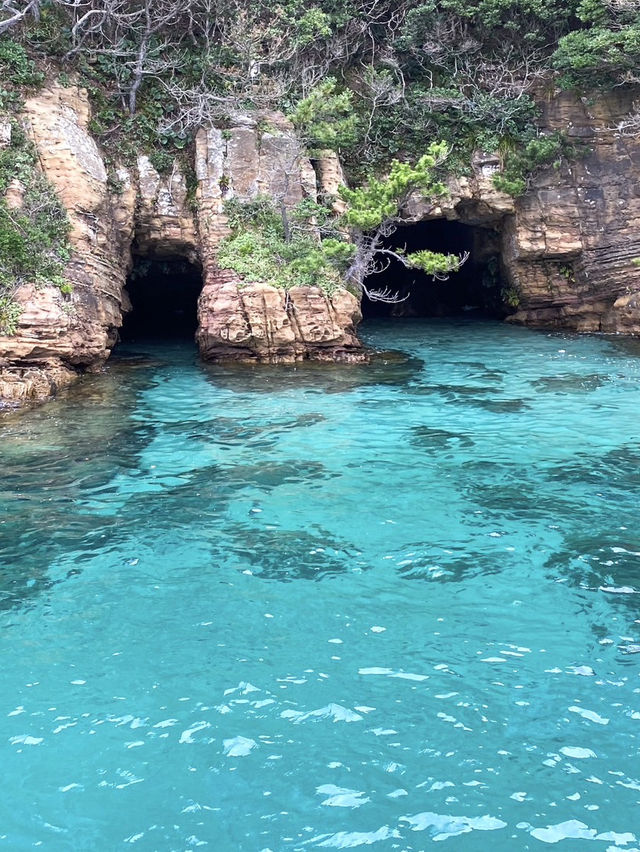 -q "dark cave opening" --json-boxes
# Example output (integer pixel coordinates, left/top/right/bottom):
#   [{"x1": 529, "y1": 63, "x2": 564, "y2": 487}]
[
  {"x1": 120, "y1": 256, "x2": 203, "y2": 342},
  {"x1": 361, "y1": 219, "x2": 506, "y2": 319}
]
